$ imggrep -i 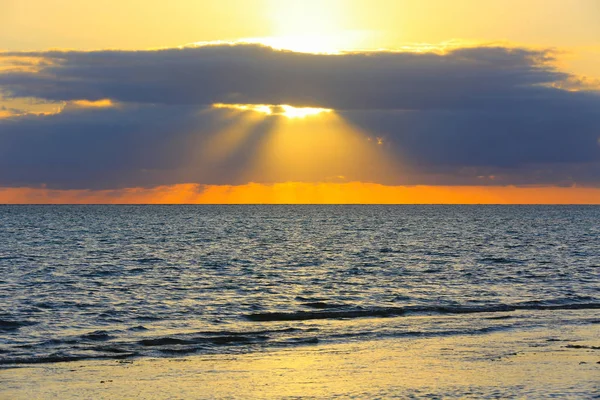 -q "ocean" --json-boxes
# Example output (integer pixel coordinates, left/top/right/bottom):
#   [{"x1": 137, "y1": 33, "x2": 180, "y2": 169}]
[{"x1": 1, "y1": 205, "x2": 599, "y2": 366}]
